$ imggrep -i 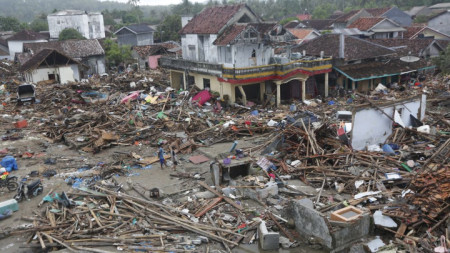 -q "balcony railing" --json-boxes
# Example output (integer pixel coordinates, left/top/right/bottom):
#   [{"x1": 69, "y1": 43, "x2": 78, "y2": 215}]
[
  {"x1": 159, "y1": 56, "x2": 332, "y2": 81},
  {"x1": 222, "y1": 58, "x2": 332, "y2": 80},
  {"x1": 159, "y1": 57, "x2": 223, "y2": 76}
]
